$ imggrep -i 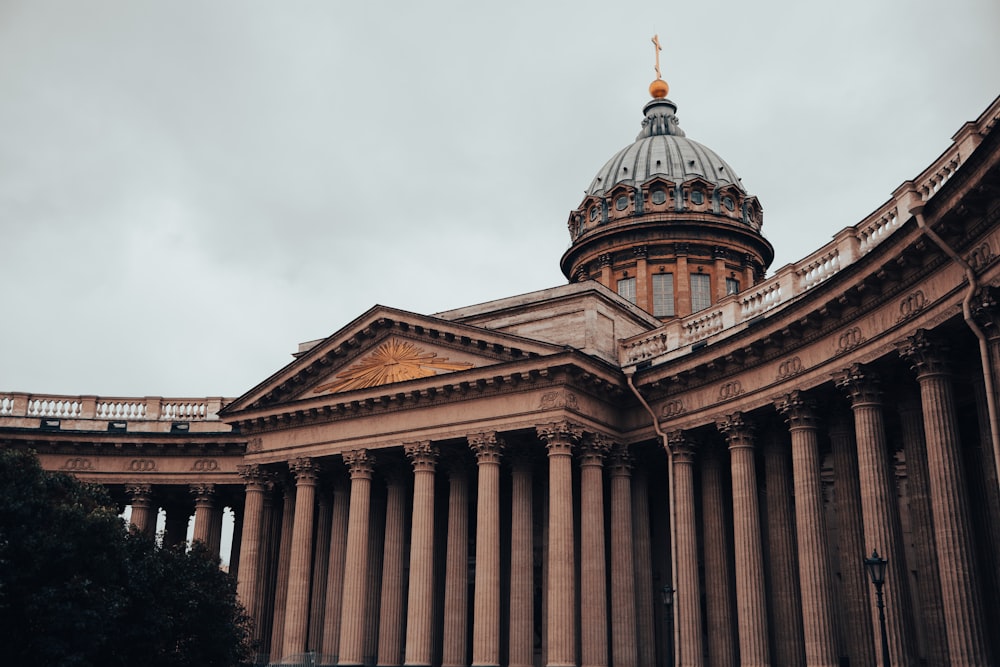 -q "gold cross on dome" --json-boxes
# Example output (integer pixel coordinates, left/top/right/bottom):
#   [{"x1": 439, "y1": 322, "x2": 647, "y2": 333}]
[{"x1": 651, "y1": 34, "x2": 663, "y2": 79}]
